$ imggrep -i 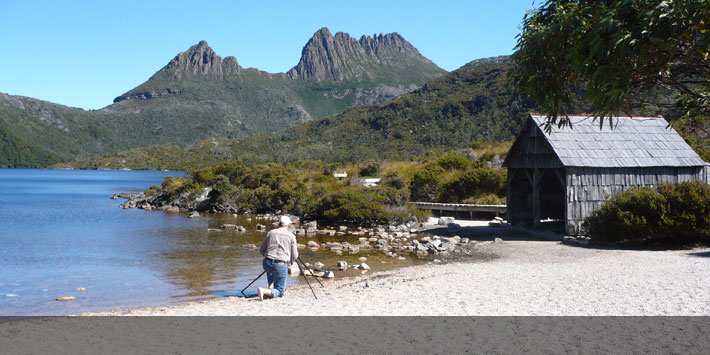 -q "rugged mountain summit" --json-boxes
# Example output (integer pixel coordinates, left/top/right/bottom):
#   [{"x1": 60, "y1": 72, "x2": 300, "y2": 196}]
[
  {"x1": 114, "y1": 41, "x2": 243, "y2": 103},
  {"x1": 162, "y1": 40, "x2": 242, "y2": 78},
  {"x1": 287, "y1": 27, "x2": 439, "y2": 82}
]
